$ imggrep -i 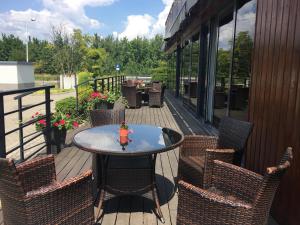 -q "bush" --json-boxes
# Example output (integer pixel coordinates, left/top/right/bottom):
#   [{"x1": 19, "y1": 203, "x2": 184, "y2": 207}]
[
  {"x1": 55, "y1": 97, "x2": 77, "y2": 116},
  {"x1": 78, "y1": 71, "x2": 93, "y2": 84}
]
